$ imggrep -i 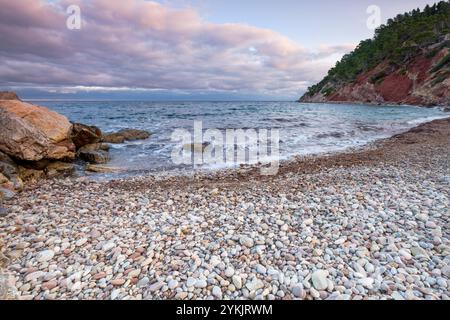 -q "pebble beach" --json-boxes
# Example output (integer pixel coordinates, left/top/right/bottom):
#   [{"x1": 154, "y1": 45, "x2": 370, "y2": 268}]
[{"x1": 1, "y1": 117, "x2": 449, "y2": 300}]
